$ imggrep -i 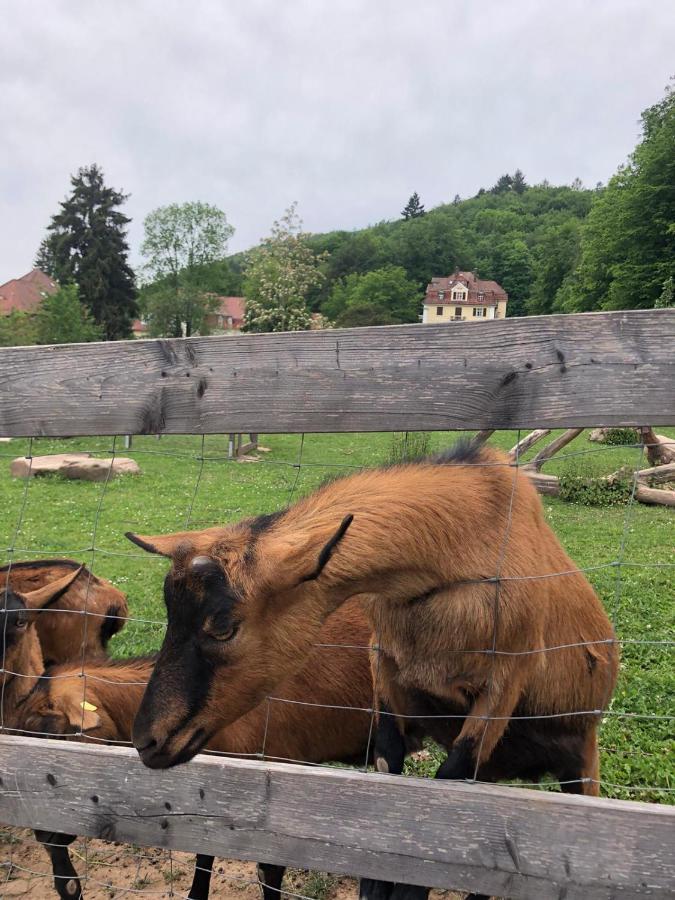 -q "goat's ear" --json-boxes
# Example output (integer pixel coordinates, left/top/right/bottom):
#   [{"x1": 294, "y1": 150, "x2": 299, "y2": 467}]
[
  {"x1": 125, "y1": 528, "x2": 225, "y2": 558},
  {"x1": 61, "y1": 694, "x2": 101, "y2": 732},
  {"x1": 300, "y1": 514, "x2": 354, "y2": 583},
  {"x1": 125, "y1": 531, "x2": 184, "y2": 557},
  {"x1": 21, "y1": 566, "x2": 85, "y2": 610}
]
